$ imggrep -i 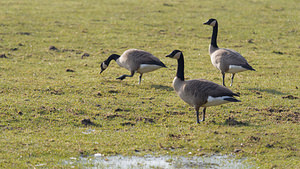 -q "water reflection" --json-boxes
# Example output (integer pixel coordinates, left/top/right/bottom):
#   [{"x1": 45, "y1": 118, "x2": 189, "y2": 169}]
[{"x1": 65, "y1": 154, "x2": 252, "y2": 169}]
